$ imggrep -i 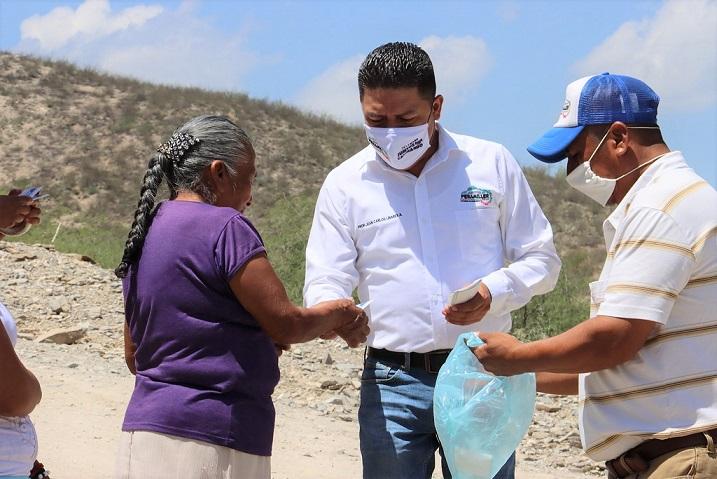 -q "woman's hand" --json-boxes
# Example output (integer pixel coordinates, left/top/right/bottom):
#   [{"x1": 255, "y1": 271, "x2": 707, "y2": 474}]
[
  {"x1": 231, "y1": 255, "x2": 369, "y2": 345},
  {"x1": 311, "y1": 300, "x2": 369, "y2": 348}
]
